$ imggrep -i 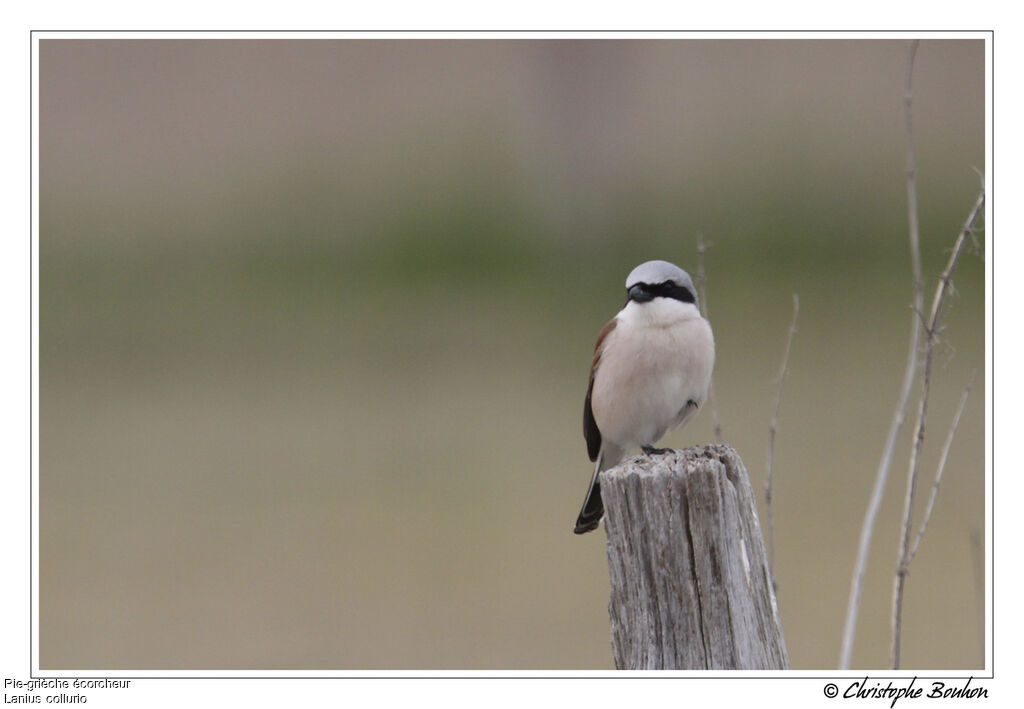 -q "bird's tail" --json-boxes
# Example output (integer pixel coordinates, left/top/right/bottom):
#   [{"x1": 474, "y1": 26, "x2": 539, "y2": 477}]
[{"x1": 573, "y1": 446, "x2": 620, "y2": 534}]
